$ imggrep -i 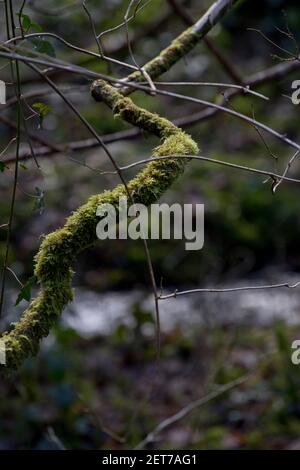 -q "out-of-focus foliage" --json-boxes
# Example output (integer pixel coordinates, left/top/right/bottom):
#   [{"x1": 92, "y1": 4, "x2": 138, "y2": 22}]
[{"x1": 1, "y1": 317, "x2": 300, "y2": 449}]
